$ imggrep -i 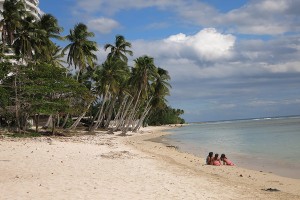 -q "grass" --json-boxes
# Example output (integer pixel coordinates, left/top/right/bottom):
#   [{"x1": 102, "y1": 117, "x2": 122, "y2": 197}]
[{"x1": 9, "y1": 131, "x2": 42, "y2": 138}]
